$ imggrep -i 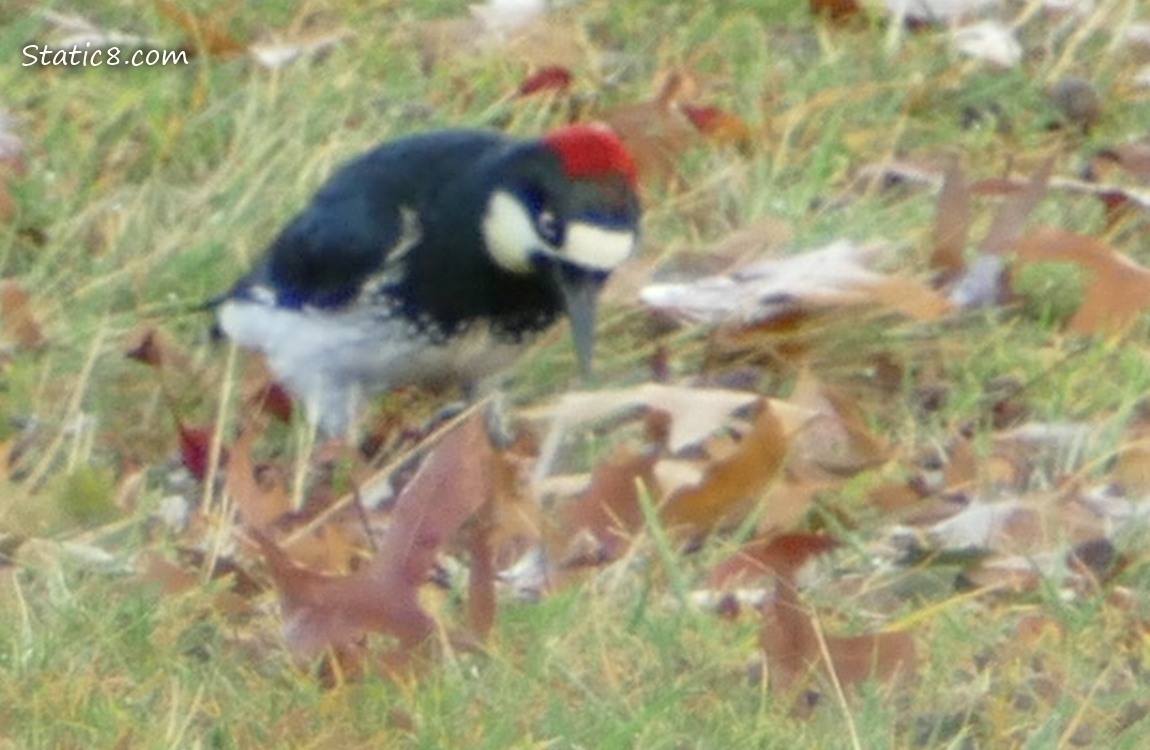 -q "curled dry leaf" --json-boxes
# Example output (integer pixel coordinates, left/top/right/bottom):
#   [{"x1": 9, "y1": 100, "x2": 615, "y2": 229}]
[
  {"x1": 661, "y1": 399, "x2": 791, "y2": 532},
  {"x1": 950, "y1": 21, "x2": 1022, "y2": 68},
  {"x1": 525, "y1": 382, "x2": 763, "y2": 456},
  {"x1": 925, "y1": 492, "x2": 1105, "y2": 558},
  {"x1": 641, "y1": 240, "x2": 951, "y2": 329},
  {"x1": 1009, "y1": 227, "x2": 1150, "y2": 335}
]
